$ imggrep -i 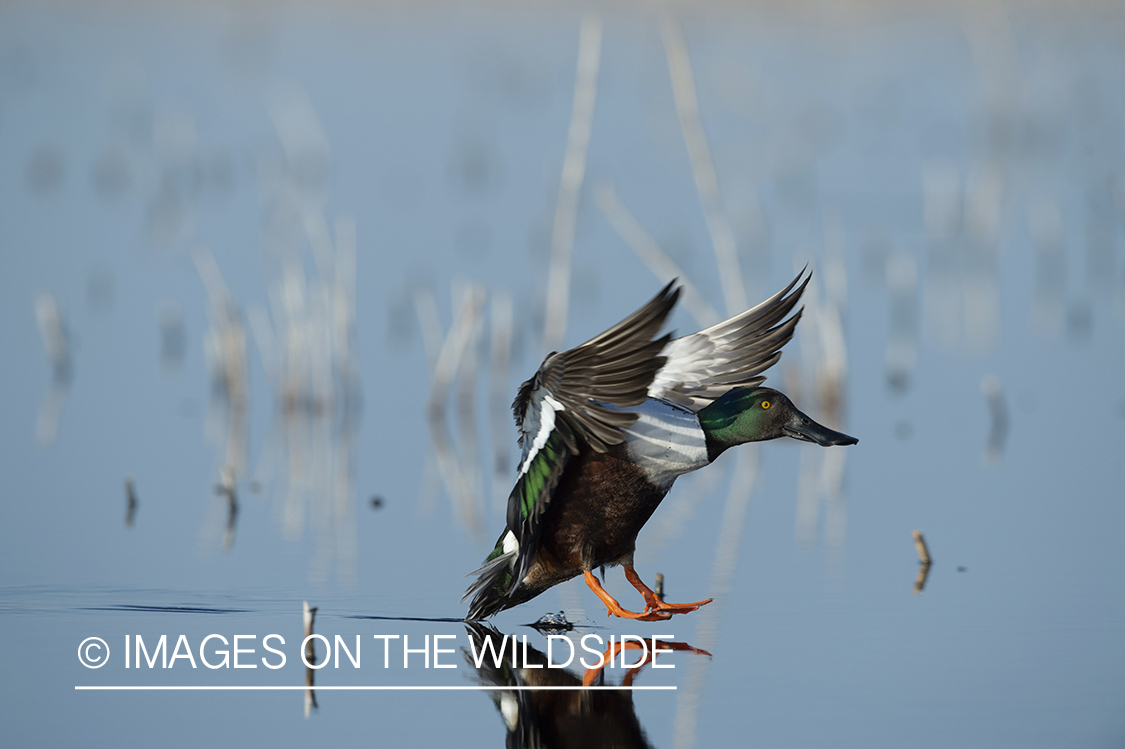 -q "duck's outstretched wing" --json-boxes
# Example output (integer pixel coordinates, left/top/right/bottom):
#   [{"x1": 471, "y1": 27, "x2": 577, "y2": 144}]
[
  {"x1": 507, "y1": 282, "x2": 680, "y2": 589},
  {"x1": 513, "y1": 280, "x2": 681, "y2": 458},
  {"x1": 648, "y1": 269, "x2": 809, "y2": 411}
]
